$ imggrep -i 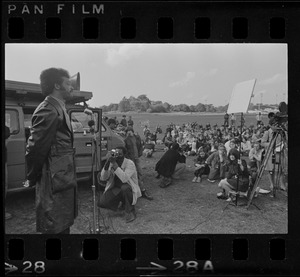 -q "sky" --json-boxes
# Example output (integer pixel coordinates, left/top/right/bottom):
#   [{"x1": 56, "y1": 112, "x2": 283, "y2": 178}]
[{"x1": 5, "y1": 43, "x2": 287, "y2": 108}]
